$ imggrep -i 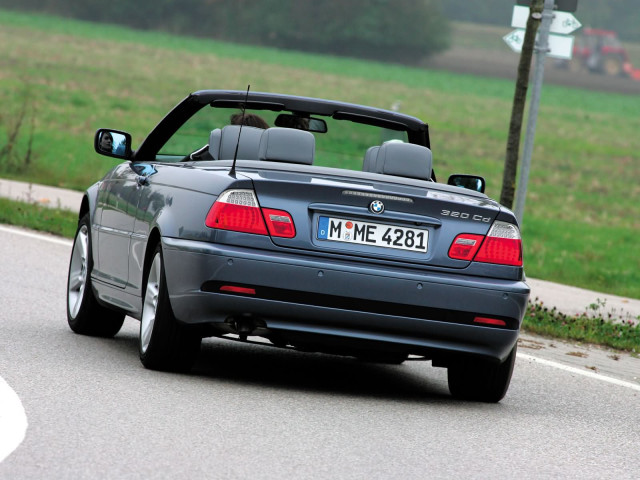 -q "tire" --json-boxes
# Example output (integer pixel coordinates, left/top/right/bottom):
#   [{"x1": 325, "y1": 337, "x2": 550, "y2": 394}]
[
  {"x1": 603, "y1": 54, "x2": 624, "y2": 77},
  {"x1": 447, "y1": 345, "x2": 517, "y2": 403},
  {"x1": 67, "y1": 214, "x2": 125, "y2": 337},
  {"x1": 139, "y1": 245, "x2": 201, "y2": 372}
]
